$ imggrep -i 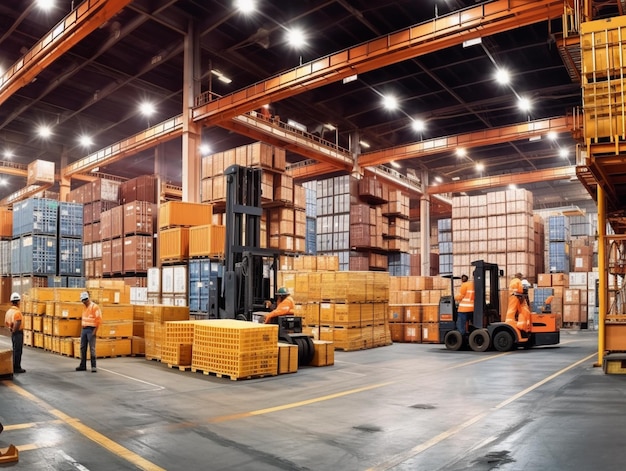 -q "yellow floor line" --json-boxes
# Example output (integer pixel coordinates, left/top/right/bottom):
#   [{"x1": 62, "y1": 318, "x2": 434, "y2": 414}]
[
  {"x1": 366, "y1": 352, "x2": 597, "y2": 471},
  {"x1": 1, "y1": 419, "x2": 63, "y2": 431},
  {"x1": 6, "y1": 382, "x2": 166, "y2": 471}
]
